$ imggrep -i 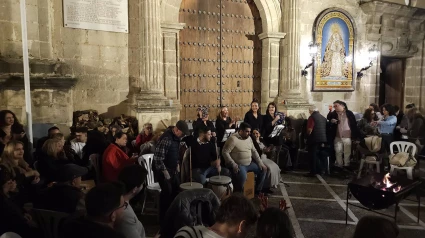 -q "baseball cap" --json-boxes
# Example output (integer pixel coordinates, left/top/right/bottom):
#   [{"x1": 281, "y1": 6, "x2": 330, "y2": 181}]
[
  {"x1": 176, "y1": 120, "x2": 190, "y2": 136},
  {"x1": 56, "y1": 164, "x2": 88, "y2": 182}
]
